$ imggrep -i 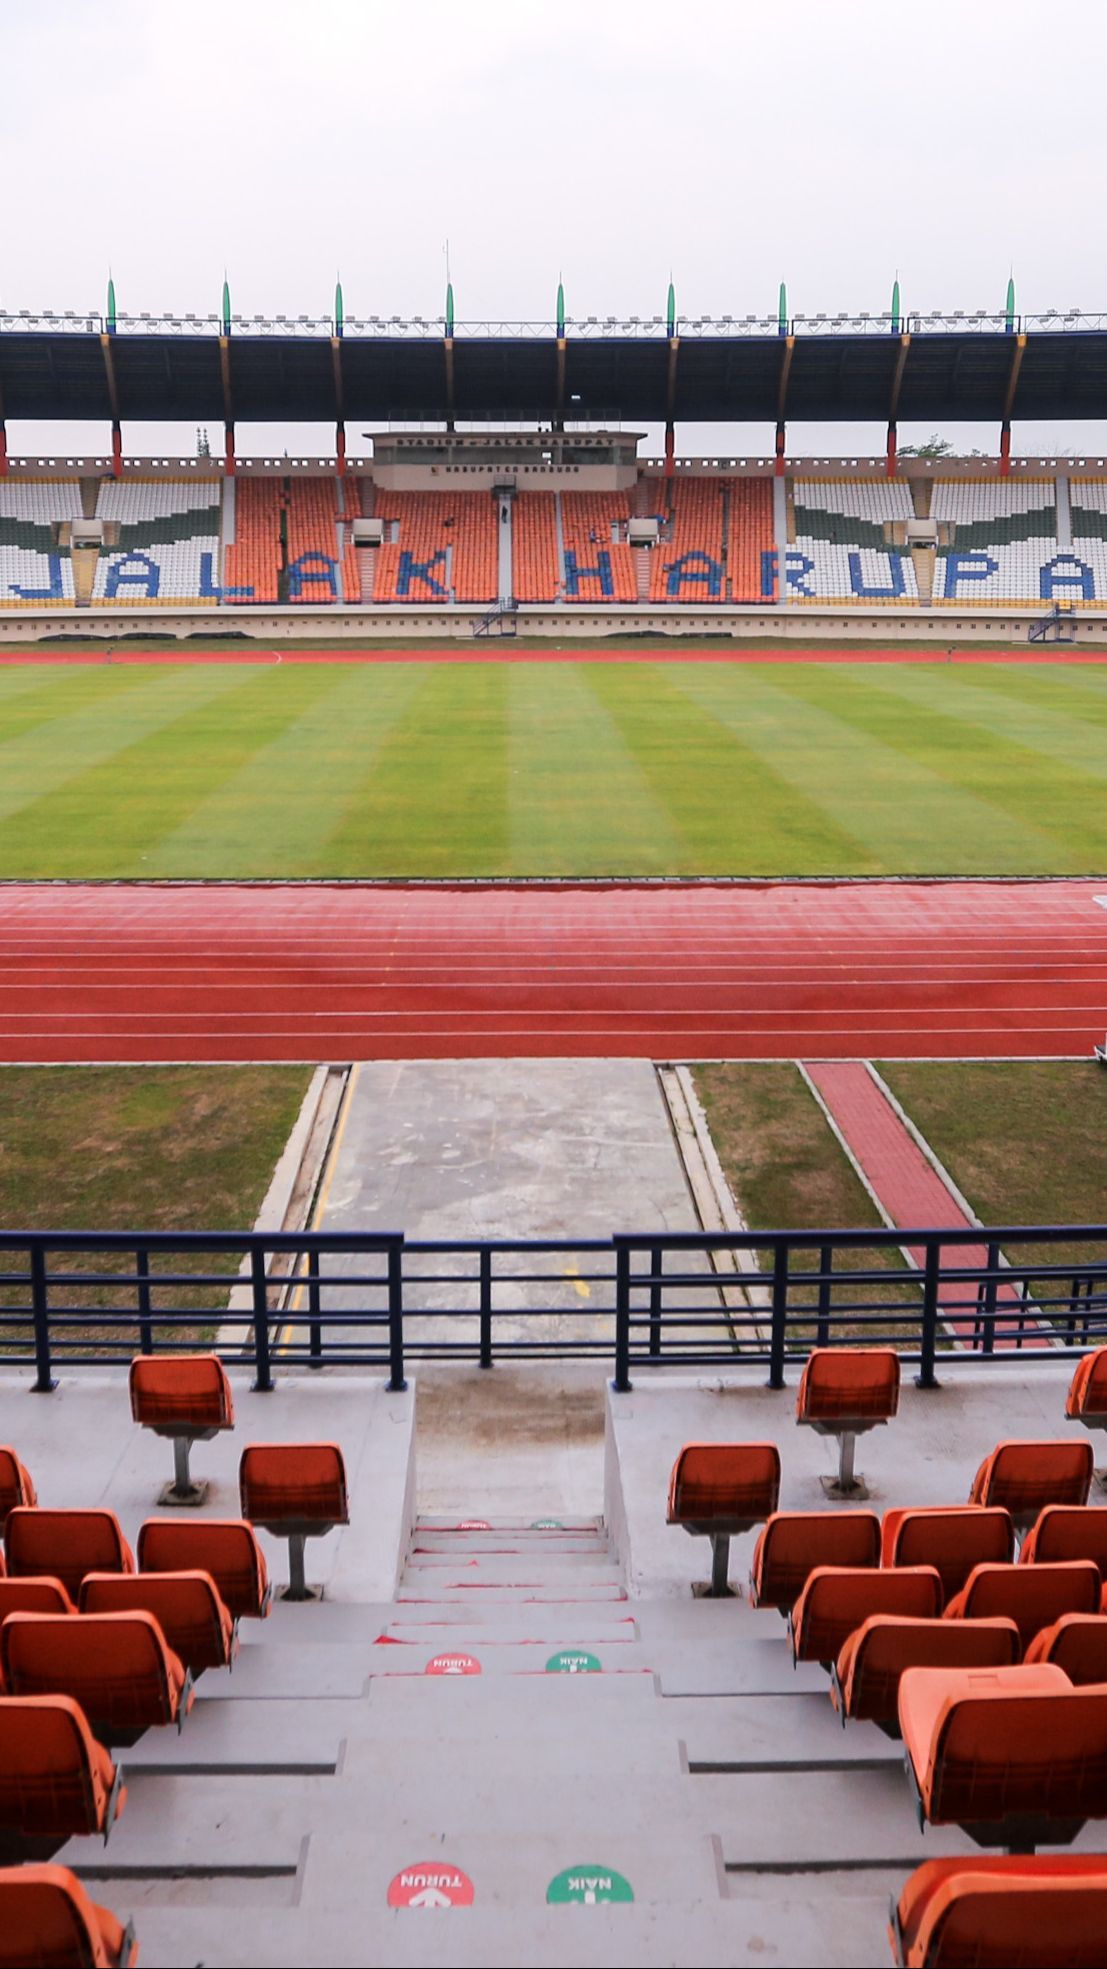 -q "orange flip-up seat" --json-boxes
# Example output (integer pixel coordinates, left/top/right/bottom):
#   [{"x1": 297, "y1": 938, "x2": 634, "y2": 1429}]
[
  {"x1": 239, "y1": 1443, "x2": 348, "y2": 1601},
  {"x1": 899, "y1": 1662, "x2": 1107, "y2": 1848},
  {"x1": 969, "y1": 1439, "x2": 1094, "y2": 1529},
  {"x1": 749, "y1": 1510, "x2": 881, "y2": 1613},
  {"x1": 882, "y1": 1506, "x2": 1014, "y2": 1602},
  {"x1": 790, "y1": 1564, "x2": 942, "y2": 1666},
  {"x1": 1019, "y1": 1503, "x2": 1107, "y2": 1581},
  {"x1": 832, "y1": 1615, "x2": 1020, "y2": 1730},
  {"x1": 0, "y1": 1576, "x2": 75, "y2": 1620},
  {"x1": 0, "y1": 1695, "x2": 125, "y2": 1841},
  {"x1": 0, "y1": 1863, "x2": 136, "y2": 1967},
  {"x1": 1066, "y1": 1347, "x2": 1107, "y2": 1433},
  {"x1": 80, "y1": 1570, "x2": 236, "y2": 1676},
  {"x1": 891, "y1": 1855, "x2": 1107, "y2": 1967},
  {"x1": 666, "y1": 1443, "x2": 780, "y2": 1597},
  {"x1": 0, "y1": 1449, "x2": 36, "y2": 1534},
  {"x1": 130, "y1": 1352, "x2": 234, "y2": 1504},
  {"x1": 137, "y1": 1516, "x2": 270, "y2": 1620},
  {"x1": 0, "y1": 1611, "x2": 193, "y2": 1736},
  {"x1": 944, "y1": 1559, "x2": 1101, "y2": 1650},
  {"x1": 796, "y1": 1348, "x2": 899, "y2": 1492},
  {"x1": 1025, "y1": 1612, "x2": 1107, "y2": 1685},
  {"x1": 5, "y1": 1509, "x2": 134, "y2": 1602}
]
